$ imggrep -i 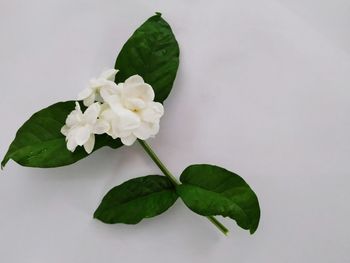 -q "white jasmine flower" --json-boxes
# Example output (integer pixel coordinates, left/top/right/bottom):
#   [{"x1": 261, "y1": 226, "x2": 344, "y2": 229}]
[
  {"x1": 61, "y1": 102, "x2": 109, "y2": 153},
  {"x1": 101, "y1": 75, "x2": 164, "y2": 146},
  {"x1": 78, "y1": 69, "x2": 119, "y2": 106},
  {"x1": 62, "y1": 71, "x2": 163, "y2": 152}
]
